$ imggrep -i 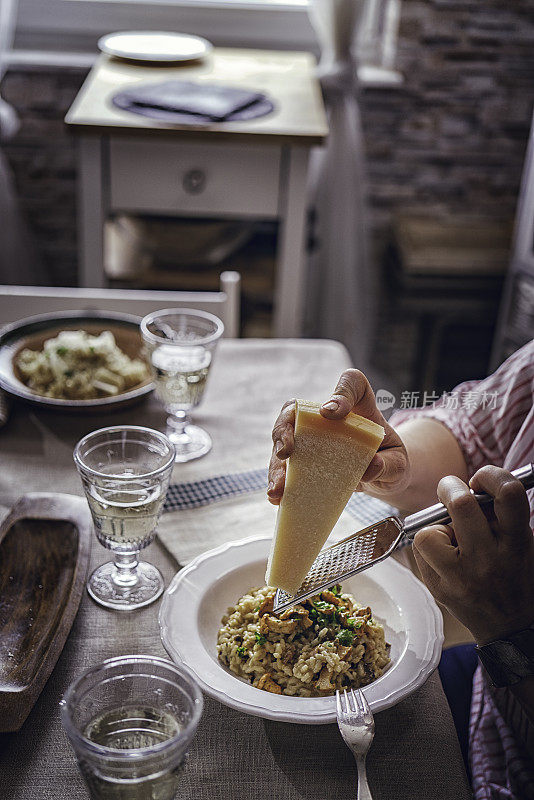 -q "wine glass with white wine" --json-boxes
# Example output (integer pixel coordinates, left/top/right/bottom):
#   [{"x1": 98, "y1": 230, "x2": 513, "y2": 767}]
[
  {"x1": 141, "y1": 308, "x2": 224, "y2": 462},
  {"x1": 74, "y1": 425, "x2": 175, "y2": 610}
]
